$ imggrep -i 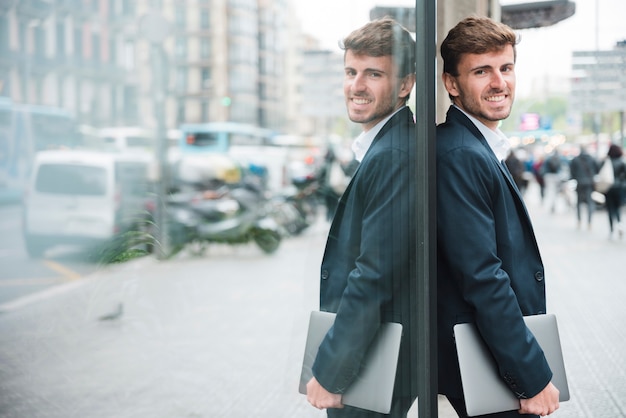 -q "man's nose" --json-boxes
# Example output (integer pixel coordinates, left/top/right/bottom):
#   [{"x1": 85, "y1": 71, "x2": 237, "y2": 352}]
[
  {"x1": 351, "y1": 73, "x2": 367, "y2": 91},
  {"x1": 490, "y1": 71, "x2": 507, "y2": 89}
]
